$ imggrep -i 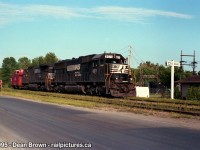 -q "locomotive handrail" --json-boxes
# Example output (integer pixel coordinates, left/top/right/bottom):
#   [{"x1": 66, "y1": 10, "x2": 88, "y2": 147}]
[
  {"x1": 104, "y1": 63, "x2": 109, "y2": 94},
  {"x1": 108, "y1": 73, "x2": 113, "y2": 89}
]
